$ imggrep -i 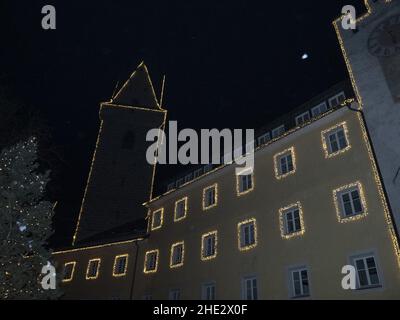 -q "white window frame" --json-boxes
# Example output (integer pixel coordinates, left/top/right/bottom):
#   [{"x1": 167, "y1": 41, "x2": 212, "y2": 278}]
[
  {"x1": 237, "y1": 173, "x2": 253, "y2": 195},
  {"x1": 283, "y1": 207, "x2": 302, "y2": 235},
  {"x1": 203, "y1": 184, "x2": 217, "y2": 210},
  {"x1": 201, "y1": 282, "x2": 216, "y2": 300},
  {"x1": 328, "y1": 91, "x2": 346, "y2": 107},
  {"x1": 350, "y1": 253, "x2": 382, "y2": 290},
  {"x1": 144, "y1": 250, "x2": 159, "y2": 273},
  {"x1": 272, "y1": 125, "x2": 285, "y2": 139},
  {"x1": 86, "y1": 258, "x2": 101, "y2": 280},
  {"x1": 174, "y1": 197, "x2": 187, "y2": 222},
  {"x1": 257, "y1": 132, "x2": 271, "y2": 146},
  {"x1": 201, "y1": 231, "x2": 217, "y2": 260},
  {"x1": 151, "y1": 208, "x2": 164, "y2": 231},
  {"x1": 339, "y1": 187, "x2": 364, "y2": 218},
  {"x1": 62, "y1": 262, "x2": 76, "y2": 282},
  {"x1": 327, "y1": 127, "x2": 348, "y2": 154},
  {"x1": 311, "y1": 102, "x2": 328, "y2": 117},
  {"x1": 241, "y1": 276, "x2": 258, "y2": 300},
  {"x1": 169, "y1": 289, "x2": 181, "y2": 300},
  {"x1": 289, "y1": 267, "x2": 310, "y2": 298},
  {"x1": 295, "y1": 111, "x2": 310, "y2": 126},
  {"x1": 170, "y1": 242, "x2": 184, "y2": 268}
]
